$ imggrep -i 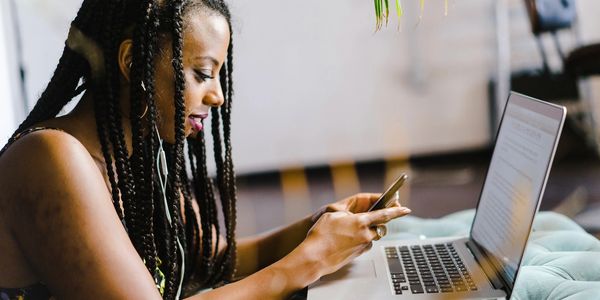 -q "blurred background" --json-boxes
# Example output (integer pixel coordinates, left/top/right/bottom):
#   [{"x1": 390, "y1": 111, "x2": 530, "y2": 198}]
[{"x1": 1, "y1": 0, "x2": 599, "y2": 237}]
